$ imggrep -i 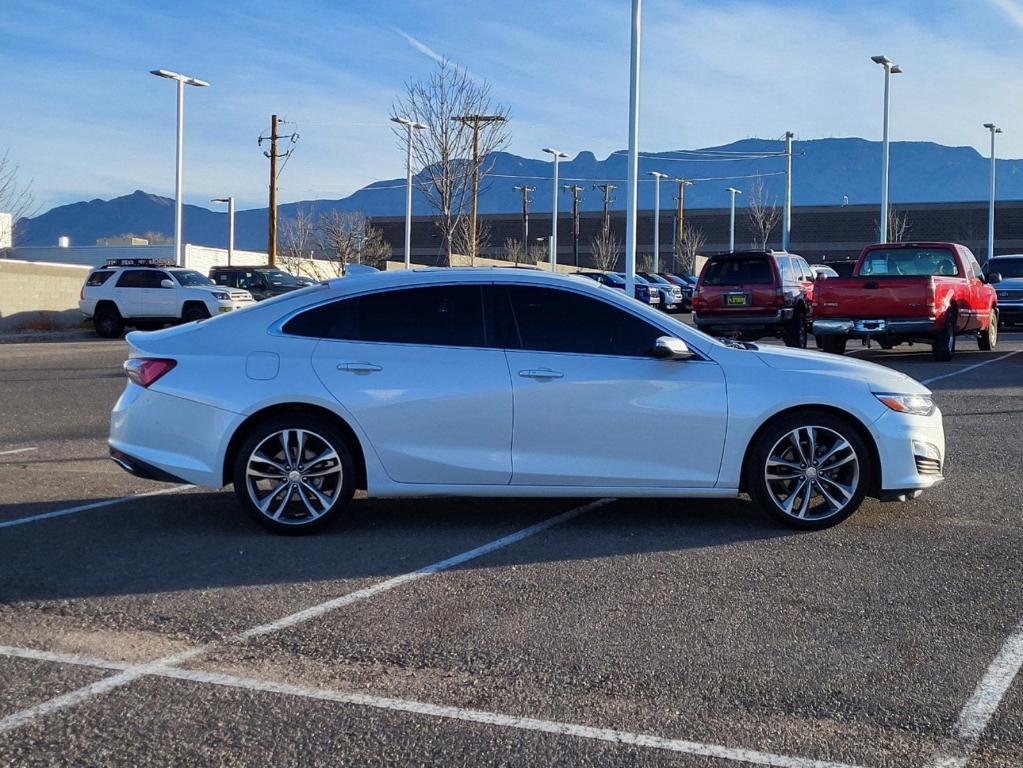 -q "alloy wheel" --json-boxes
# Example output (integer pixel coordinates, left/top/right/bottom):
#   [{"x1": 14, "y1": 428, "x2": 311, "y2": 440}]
[
  {"x1": 763, "y1": 425, "x2": 861, "y2": 521},
  {"x1": 245, "y1": 429, "x2": 344, "y2": 525}
]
